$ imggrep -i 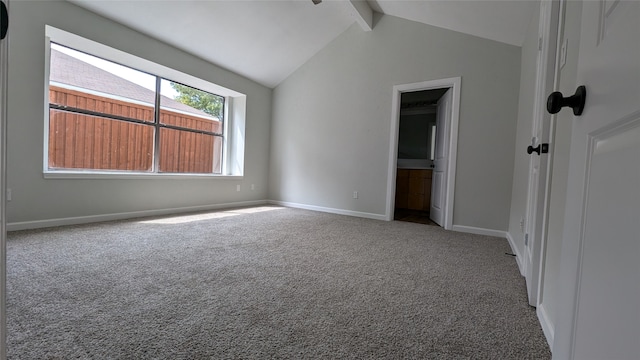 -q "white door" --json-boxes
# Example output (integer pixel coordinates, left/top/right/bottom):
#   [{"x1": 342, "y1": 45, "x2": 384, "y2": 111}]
[
  {"x1": 430, "y1": 89, "x2": 451, "y2": 226},
  {"x1": 553, "y1": 1, "x2": 640, "y2": 359}
]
